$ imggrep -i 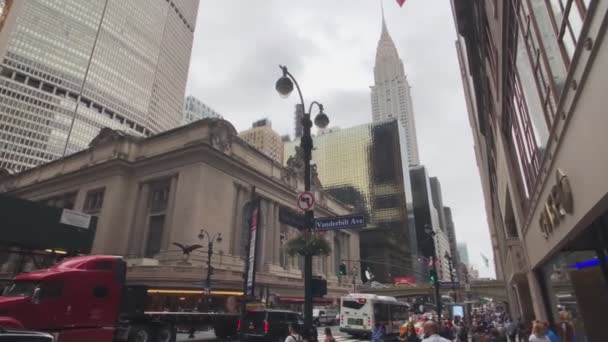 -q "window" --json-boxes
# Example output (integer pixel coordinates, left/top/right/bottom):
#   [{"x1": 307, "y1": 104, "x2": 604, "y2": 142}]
[
  {"x1": 92, "y1": 260, "x2": 113, "y2": 270},
  {"x1": 145, "y1": 214, "x2": 165, "y2": 258},
  {"x1": 546, "y1": 0, "x2": 589, "y2": 63},
  {"x1": 373, "y1": 303, "x2": 390, "y2": 322},
  {"x1": 83, "y1": 188, "x2": 104, "y2": 212},
  {"x1": 148, "y1": 178, "x2": 171, "y2": 213},
  {"x1": 342, "y1": 300, "x2": 365, "y2": 310}
]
